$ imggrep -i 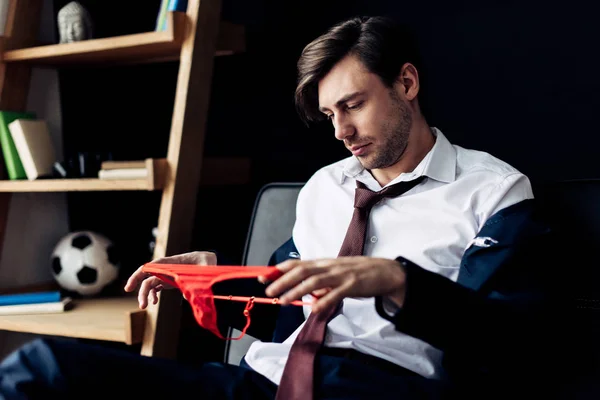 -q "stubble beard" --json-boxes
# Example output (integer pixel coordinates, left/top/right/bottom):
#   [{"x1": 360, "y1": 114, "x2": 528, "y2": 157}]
[{"x1": 361, "y1": 92, "x2": 412, "y2": 170}]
